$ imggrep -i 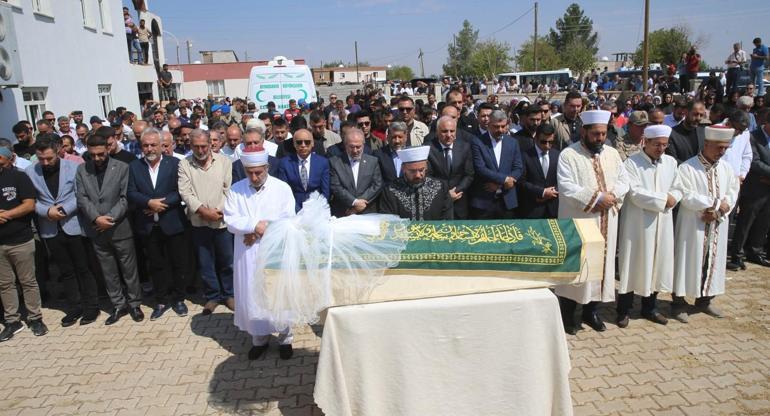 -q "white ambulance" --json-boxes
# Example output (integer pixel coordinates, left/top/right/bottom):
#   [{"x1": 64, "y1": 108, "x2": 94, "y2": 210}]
[{"x1": 247, "y1": 56, "x2": 317, "y2": 112}]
